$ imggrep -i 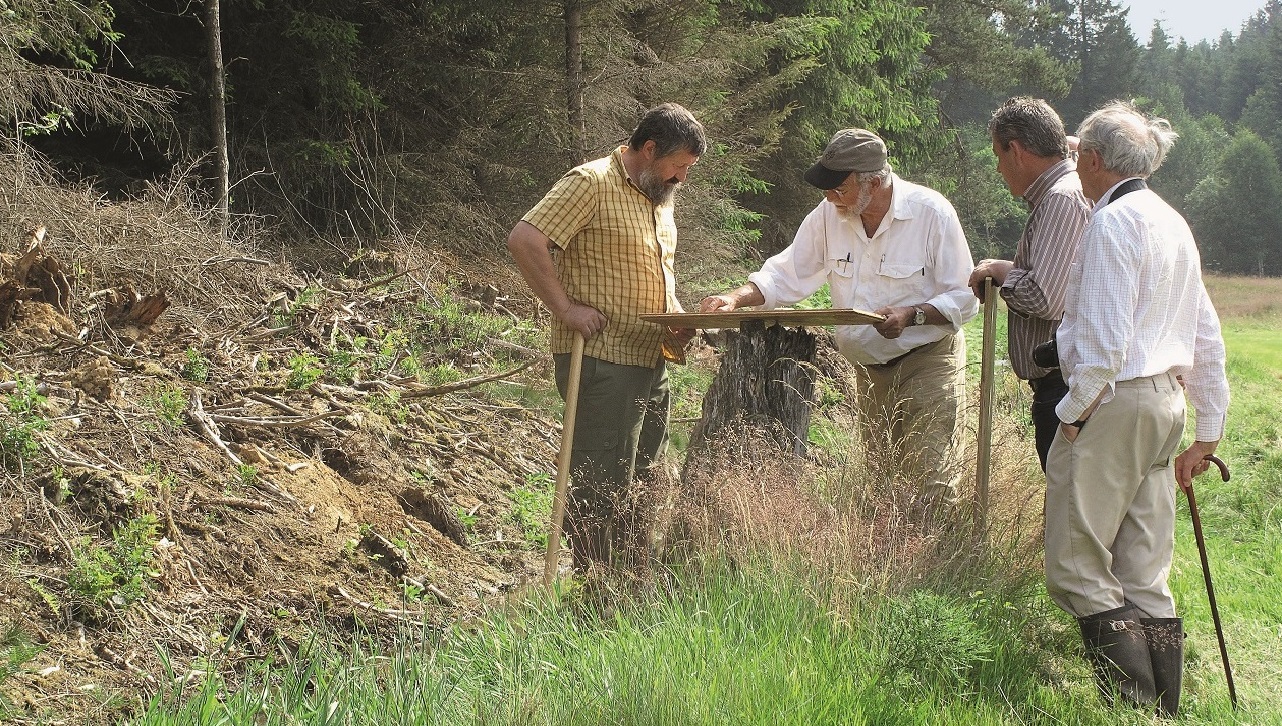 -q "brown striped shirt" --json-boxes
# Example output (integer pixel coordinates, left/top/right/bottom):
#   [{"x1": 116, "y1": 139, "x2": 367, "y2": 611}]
[
  {"x1": 522, "y1": 147, "x2": 680, "y2": 368},
  {"x1": 1001, "y1": 159, "x2": 1091, "y2": 380}
]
